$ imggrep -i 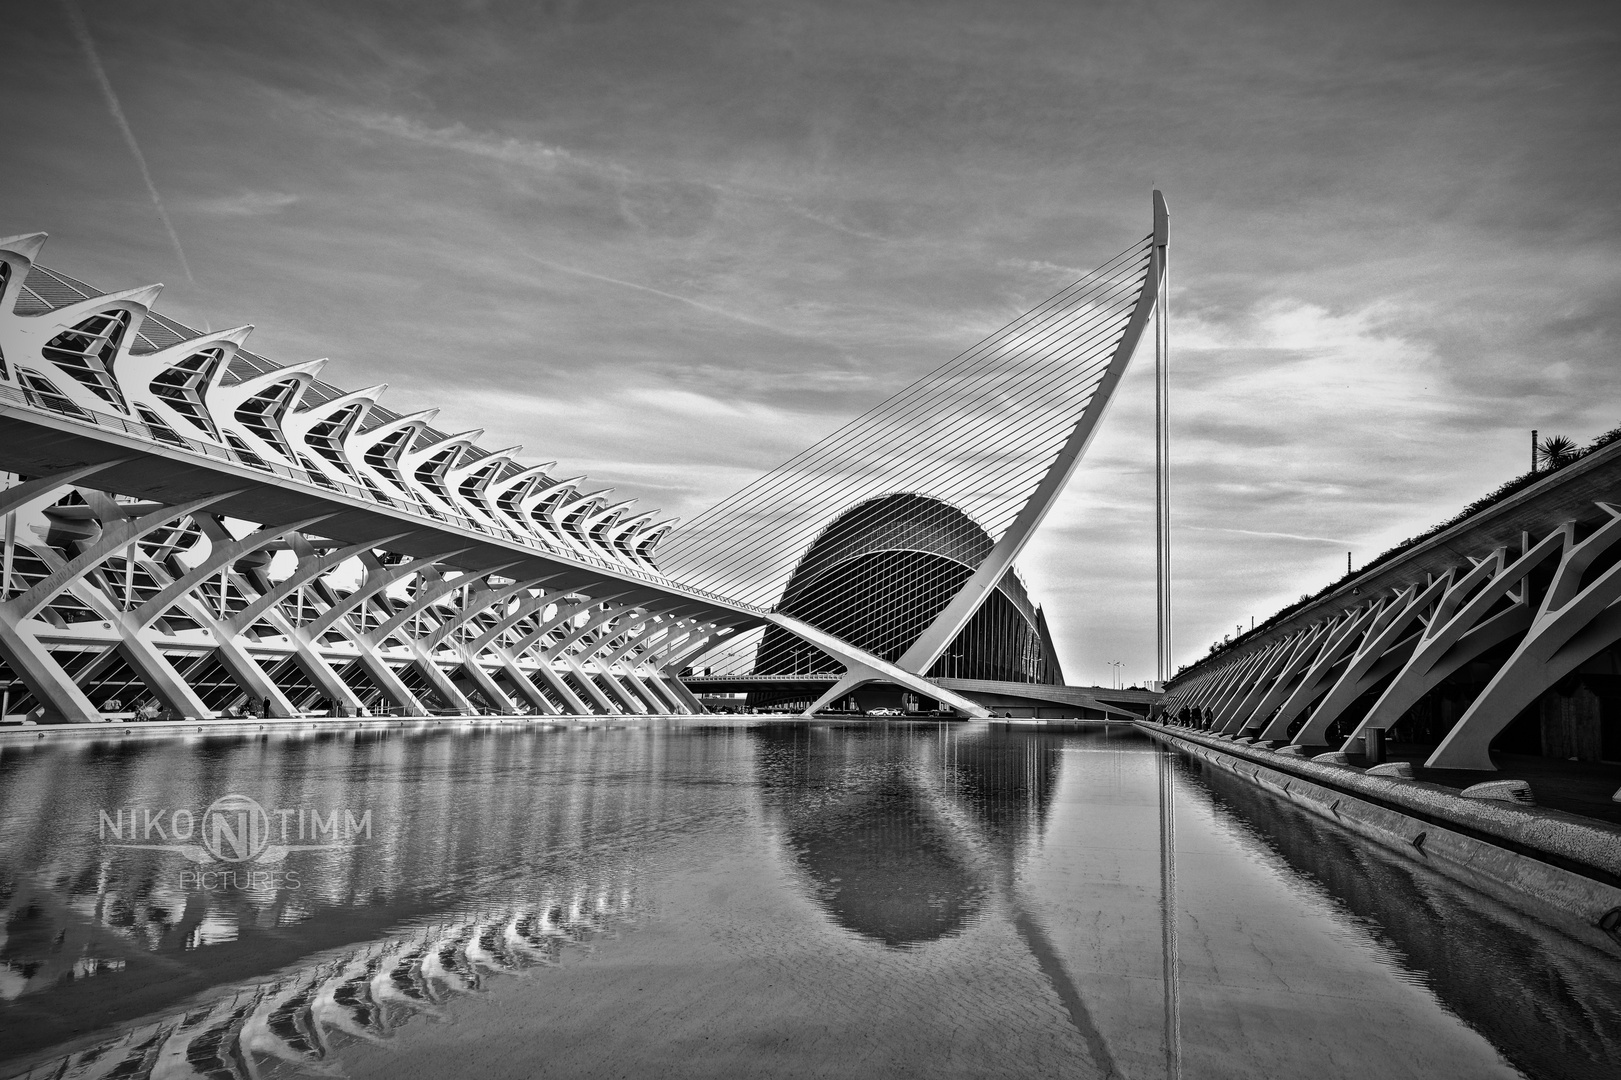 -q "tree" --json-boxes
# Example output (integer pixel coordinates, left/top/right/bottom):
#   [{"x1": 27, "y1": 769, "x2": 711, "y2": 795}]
[{"x1": 1537, "y1": 434, "x2": 1579, "y2": 471}]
